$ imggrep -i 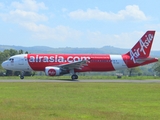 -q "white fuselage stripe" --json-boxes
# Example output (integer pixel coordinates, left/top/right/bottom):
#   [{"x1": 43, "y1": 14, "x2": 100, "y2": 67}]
[{"x1": 110, "y1": 55, "x2": 128, "y2": 70}]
